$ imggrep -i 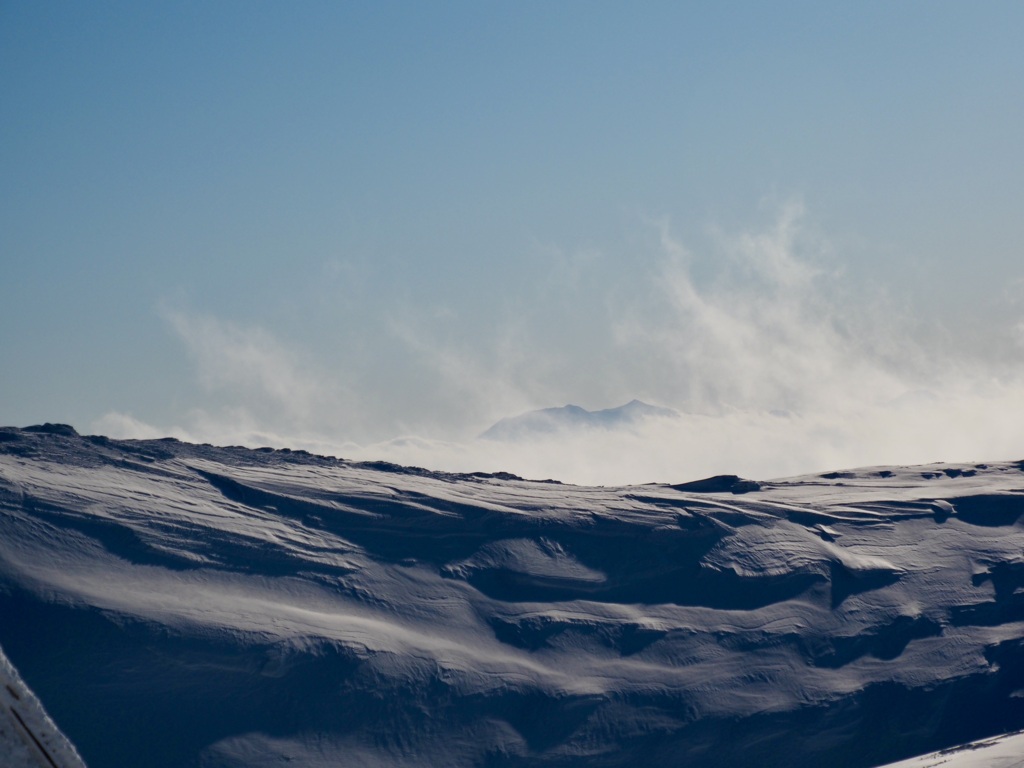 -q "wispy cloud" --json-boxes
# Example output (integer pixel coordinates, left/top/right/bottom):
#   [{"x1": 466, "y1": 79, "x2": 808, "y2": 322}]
[
  {"x1": 95, "y1": 204, "x2": 1024, "y2": 485},
  {"x1": 613, "y1": 201, "x2": 913, "y2": 415},
  {"x1": 94, "y1": 308, "x2": 368, "y2": 449},
  {"x1": 161, "y1": 309, "x2": 330, "y2": 425},
  {"x1": 362, "y1": 202, "x2": 1024, "y2": 482}
]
